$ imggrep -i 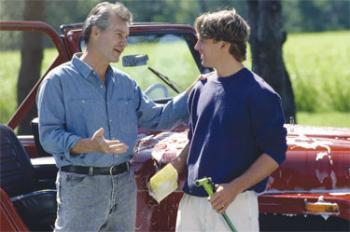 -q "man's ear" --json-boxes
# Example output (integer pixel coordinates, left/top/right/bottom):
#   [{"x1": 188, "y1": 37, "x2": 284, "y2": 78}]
[
  {"x1": 90, "y1": 25, "x2": 101, "y2": 41},
  {"x1": 220, "y1": 41, "x2": 230, "y2": 52}
]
